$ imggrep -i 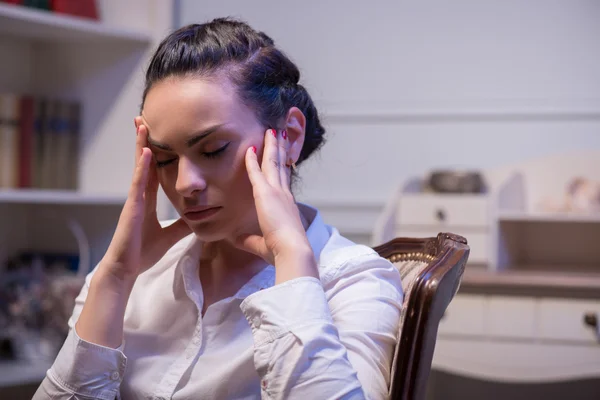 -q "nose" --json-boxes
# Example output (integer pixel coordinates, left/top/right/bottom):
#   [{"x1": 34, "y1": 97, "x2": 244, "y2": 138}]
[{"x1": 175, "y1": 157, "x2": 207, "y2": 197}]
